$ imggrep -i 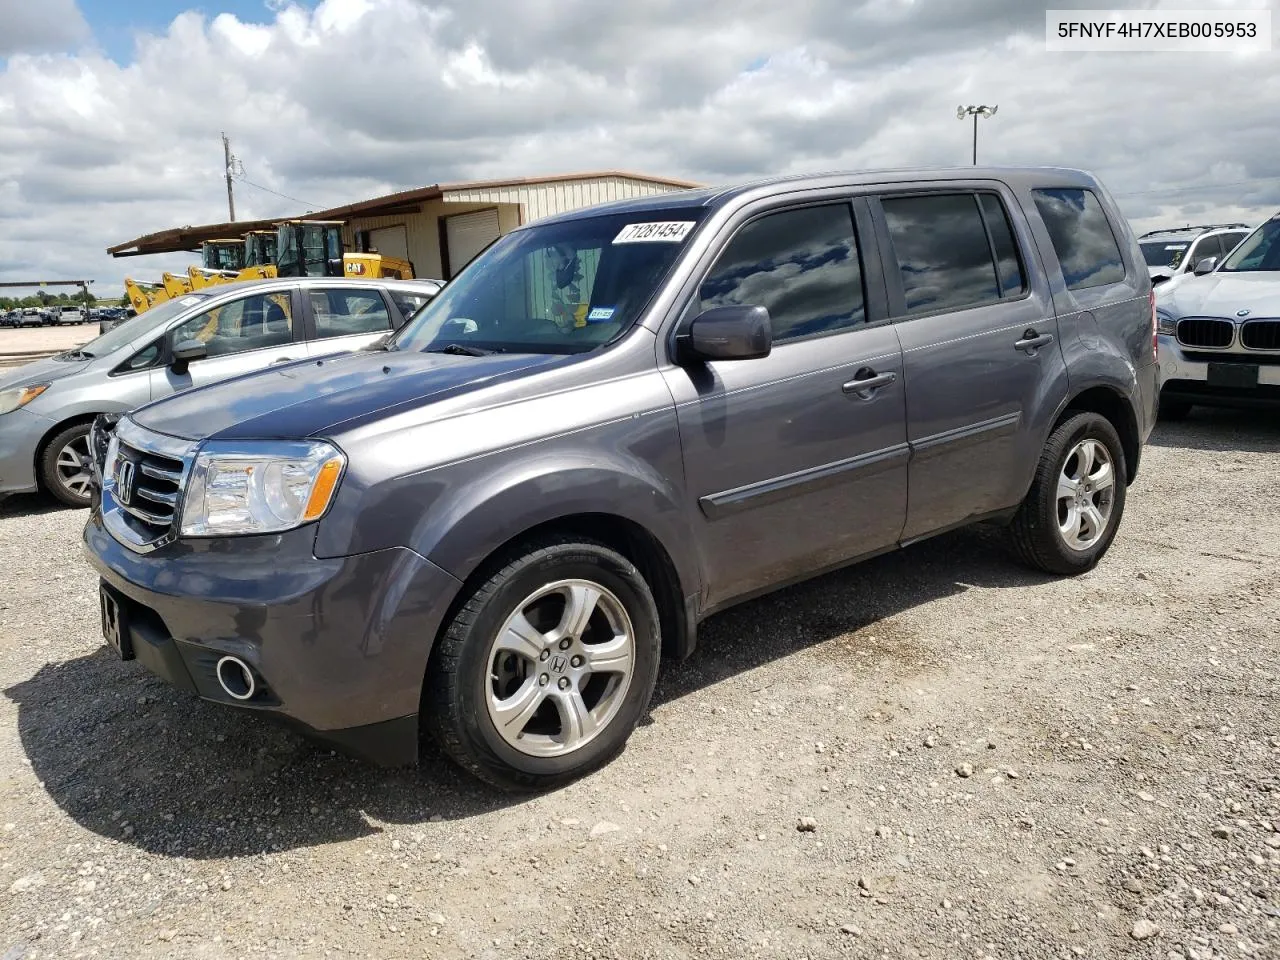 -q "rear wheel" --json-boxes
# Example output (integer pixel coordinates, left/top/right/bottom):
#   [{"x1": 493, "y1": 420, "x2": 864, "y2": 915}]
[
  {"x1": 424, "y1": 536, "x2": 661, "y2": 791},
  {"x1": 39, "y1": 423, "x2": 94, "y2": 508},
  {"x1": 1009, "y1": 413, "x2": 1127, "y2": 575}
]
